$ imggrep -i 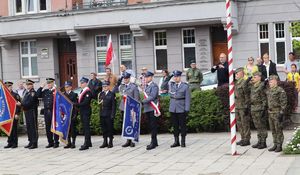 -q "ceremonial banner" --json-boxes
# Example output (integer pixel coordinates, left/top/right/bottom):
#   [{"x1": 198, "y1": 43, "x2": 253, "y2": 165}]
[
  {"x1": 51, "y1": 90, "x2": 73, "y2": 144},
  {"x1": 121, "y1": 95, "x2": 141, "y2": 142},
  {"x1": 0, "y1": 81, "x2": 17, "y2": 136}
]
